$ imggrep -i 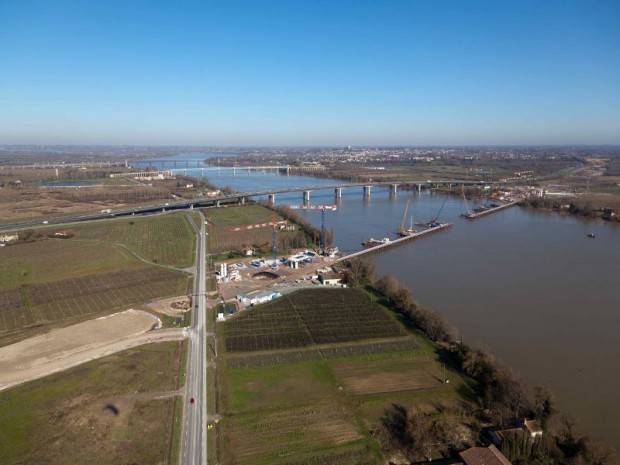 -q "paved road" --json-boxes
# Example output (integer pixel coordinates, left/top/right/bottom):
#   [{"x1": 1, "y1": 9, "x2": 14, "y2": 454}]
[
  {"x1": 180, "y1": 213, "x2": 208, "y2": 465},
  {"x1": 0, "y1": 179, "x2": 488, "y2": 233}
]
